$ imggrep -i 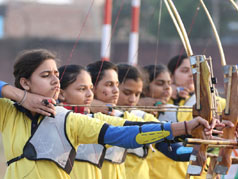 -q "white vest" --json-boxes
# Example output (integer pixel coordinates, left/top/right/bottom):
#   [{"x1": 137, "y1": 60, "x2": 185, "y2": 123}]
[
  {"x1": 104, "y1": 146, "x2": 127, "y2": 164},
  {"x1": 20, "y1": 107, "x2": 75, "y2": 174},
  {"x1": 63, "y1": 114, "x2": 106, "y2": 168},
  {"x1": 158, "y1": 104, "x2": 178, "y2": 123},
  {"x1": 75, "y1": 133, "x2": 106, "y2": 168},
  {"x1": 127, "y1": 146, "x2": 148, "y2": 158},
  {"x1": 126, "y1": 110, "x2": 149, "y2": 158},
  {"x1": 104, "y1": 110, "x2": 127, "y2": 164}
]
